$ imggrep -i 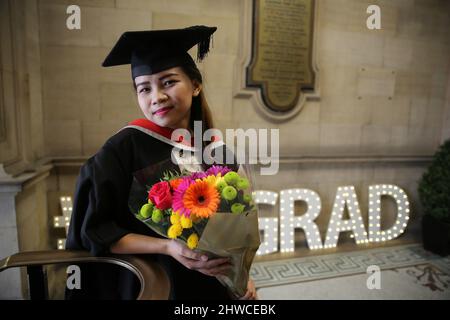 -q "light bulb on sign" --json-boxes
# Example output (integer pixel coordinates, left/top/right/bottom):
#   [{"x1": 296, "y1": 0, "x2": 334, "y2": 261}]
[
  {"x1": 368, "y1": 185, "x2": 410, "y2": 243},
  {"x1": 54, "y1": 196, "x2": 73, "y2": 250},
  {"x1": 279, "y1": 188, "x2": 323, "y2": 251},
  {"x1": 254, "y1": 190, "x2": 279, "y2": 255},
  {"x1": 324, "y1": 186, "x2": 367, "y2": 247}
]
